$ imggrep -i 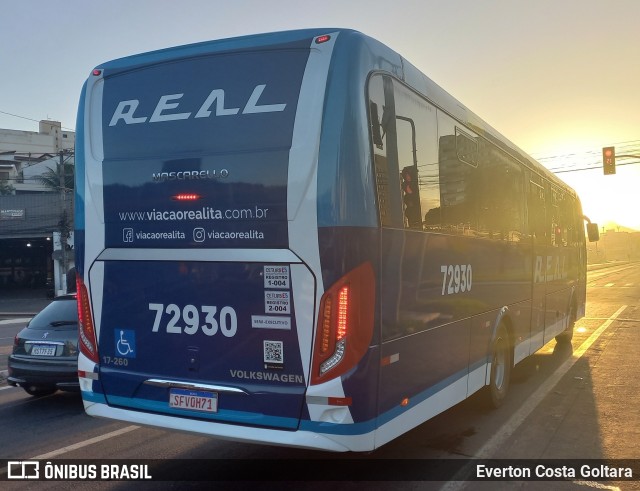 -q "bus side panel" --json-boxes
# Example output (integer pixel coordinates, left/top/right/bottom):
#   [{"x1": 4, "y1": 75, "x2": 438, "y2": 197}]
[
  {"x1": 543, "y1": 246, "x2": 580, "y2": 344},
  {"x1": 377, "y1": 230, "x2": 470, "y2": 432},
  {"x1": 375, "y1": 229, "x2": 531, "y2": 442}
]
